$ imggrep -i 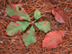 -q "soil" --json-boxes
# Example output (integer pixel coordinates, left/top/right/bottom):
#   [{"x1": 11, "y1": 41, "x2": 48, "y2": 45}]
[{"x1": 0, "y1": 0, "x2": 72, "y2": 54}]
